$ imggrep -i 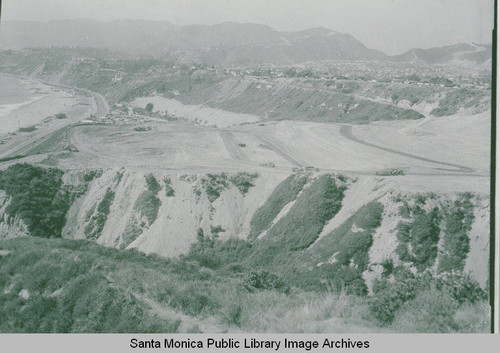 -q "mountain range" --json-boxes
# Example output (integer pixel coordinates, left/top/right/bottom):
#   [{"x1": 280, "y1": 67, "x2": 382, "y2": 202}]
[{"x1": 0, "y1": 20, "x2": 491, "y2": 65}]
